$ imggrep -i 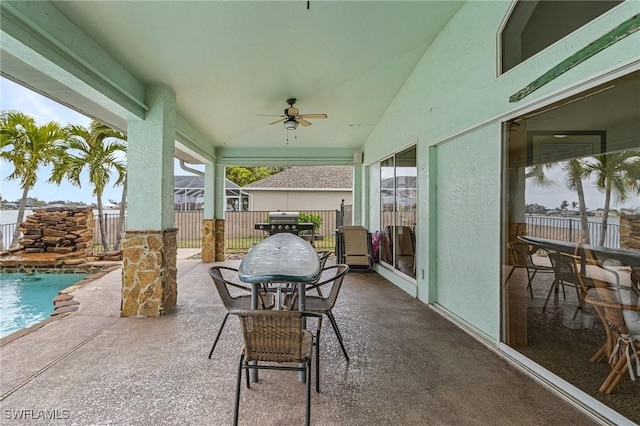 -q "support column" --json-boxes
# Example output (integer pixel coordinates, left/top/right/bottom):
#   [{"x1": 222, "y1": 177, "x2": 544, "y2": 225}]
[
  {"x1": 201, "y1": 162, "x2": 216, "y2": 262},
  {"x1": 122, "y1": 84, "x2": 177, "y2": 317},
  {"x1": 352, "y1": 164, "x2": 364, "y2": 226},
  {"x1": 214, "y1": 219, "x2": 225, "y2": 261},
  {"x1": 214, "y1": 164, "x2": 226, "y2": 261}
]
